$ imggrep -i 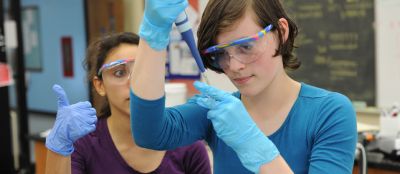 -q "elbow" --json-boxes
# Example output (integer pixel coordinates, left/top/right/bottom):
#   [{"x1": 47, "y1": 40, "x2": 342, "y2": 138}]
[
  {"x1": 132, "y1": 132, "x2": 166, "y2": 150},
  {"x1": 134, "y1": 138, "x2": 156, "y2": 149},
  {"x1": 135, "y1": 140, "x2": 167, "y2": 150}
]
